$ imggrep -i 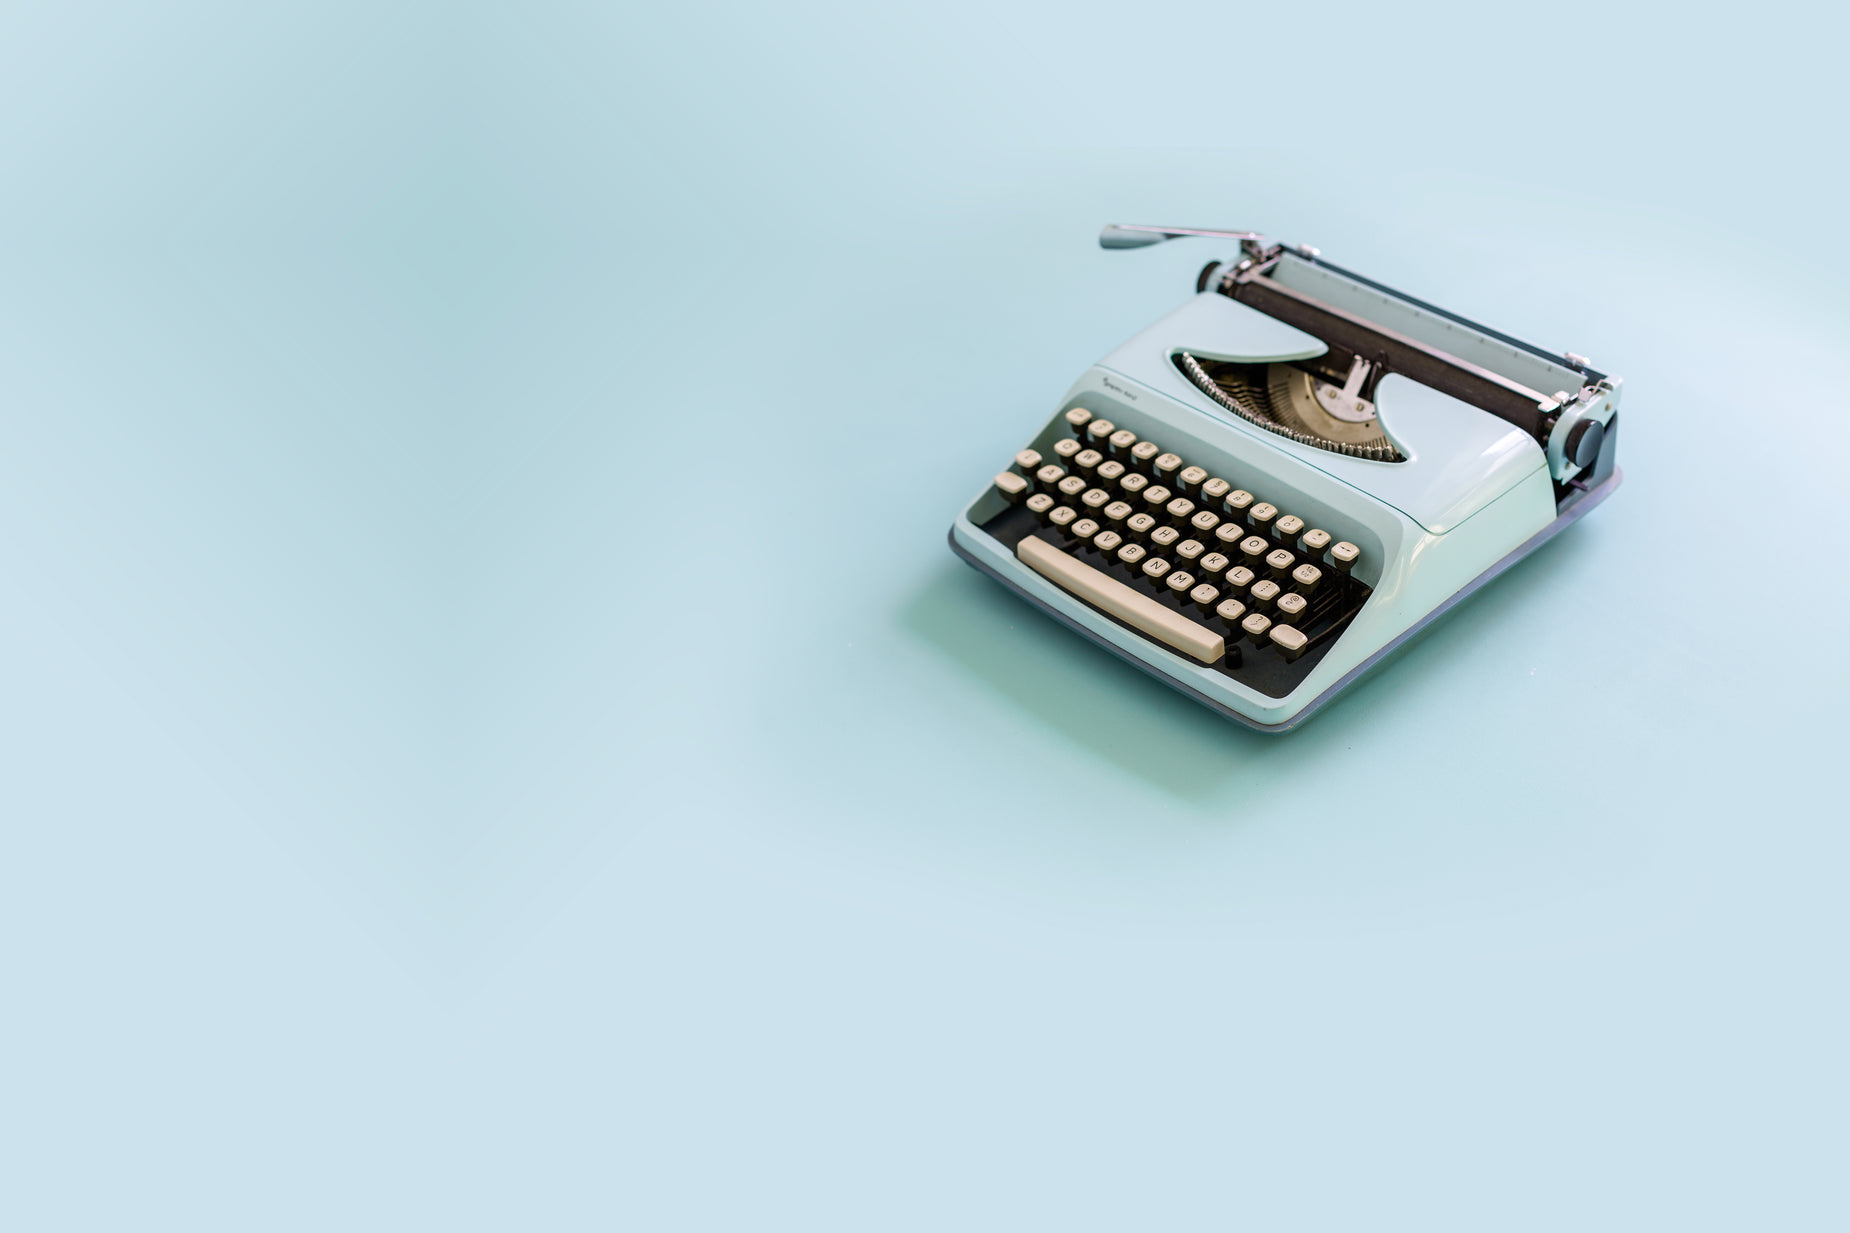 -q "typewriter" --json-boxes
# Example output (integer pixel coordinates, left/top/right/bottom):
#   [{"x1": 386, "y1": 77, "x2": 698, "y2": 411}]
[{"x1": 947, "y1": 224, "x2": 1622, "y2": 732}]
